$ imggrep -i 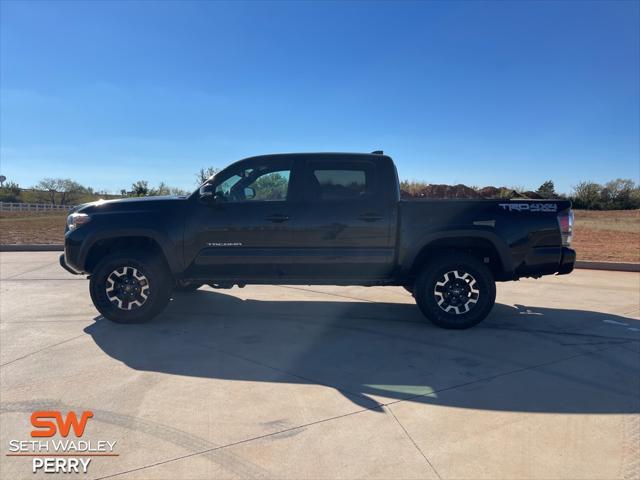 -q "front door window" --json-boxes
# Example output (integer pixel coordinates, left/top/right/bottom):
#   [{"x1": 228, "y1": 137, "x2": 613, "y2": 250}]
[{"x1": 214, "y1": 166, "x2": 291, "y2": 202}]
